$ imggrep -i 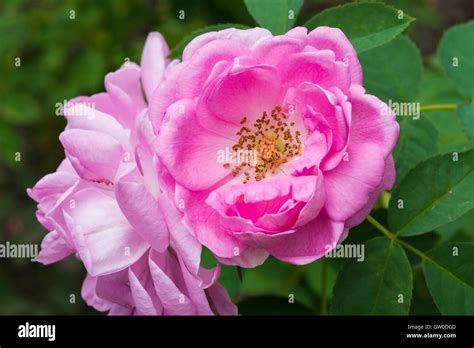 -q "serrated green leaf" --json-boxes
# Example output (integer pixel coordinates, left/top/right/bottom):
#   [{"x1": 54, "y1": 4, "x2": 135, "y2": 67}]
[
  {"x1": 438, "y1": 20, "x2": 474, "y2": 99},
  {"x1": 389, "y1": 149, "x2": 474, "y2": 236},
  {"x1": 330, "y1": 237, "x2": 412, "y2": 315},
  {"x1": 457, "y1": 104, "x2": 474, "y2": 139},
  {"x1": 360, "y1": 35, "x2": 422, "y2": 102},
  {"x1": 393, "y1": 115, "x2": 438, "y2": 185},
  {"x1": 423, "y1": 242, "x2": 474, "y2": 314},
  {"x1": 244, "y1": 0, "x2": 303, "y2": 35},
  {"x1": 304, "y1": 2, "x2": 413, "y2": 53},
  {"x1": 168, "y1": 23, "x2": 250, "y2": 60}
]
